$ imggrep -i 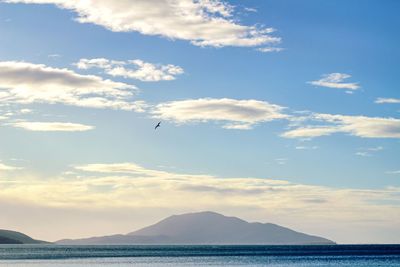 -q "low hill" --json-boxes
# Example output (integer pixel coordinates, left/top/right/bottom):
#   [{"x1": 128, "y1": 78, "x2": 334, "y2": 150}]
[{"x1": 0, "y1": 229, "x2": 48, "y2": 244}]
